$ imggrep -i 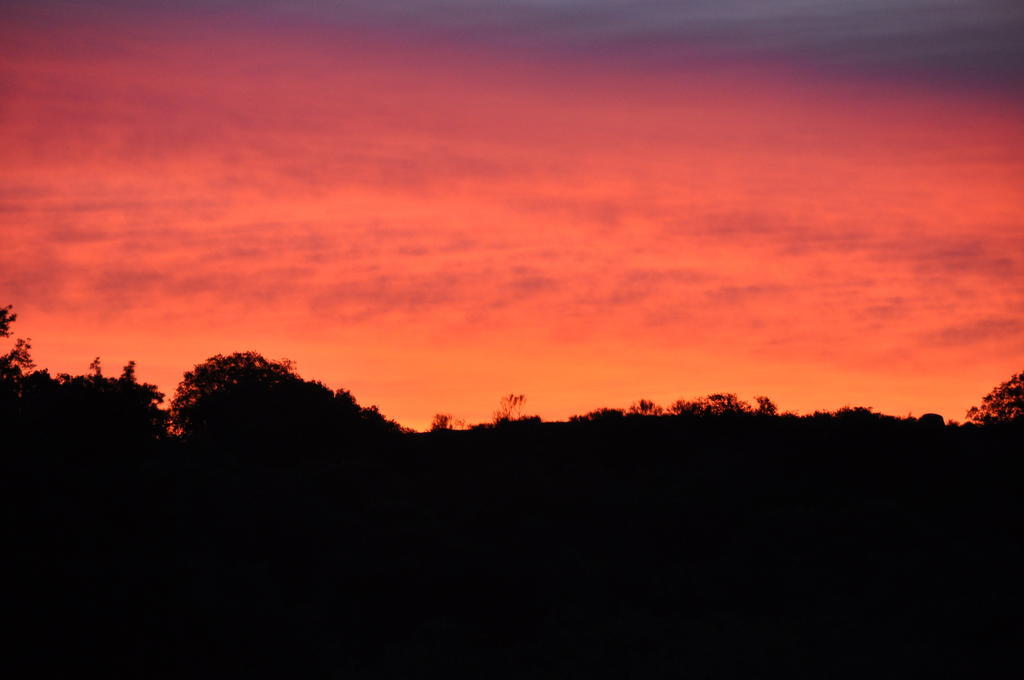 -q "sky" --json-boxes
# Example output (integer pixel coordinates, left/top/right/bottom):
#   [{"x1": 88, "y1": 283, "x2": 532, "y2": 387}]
[{"x1": 2, "y1": 1, "x2": 1023, "y2": 428}]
